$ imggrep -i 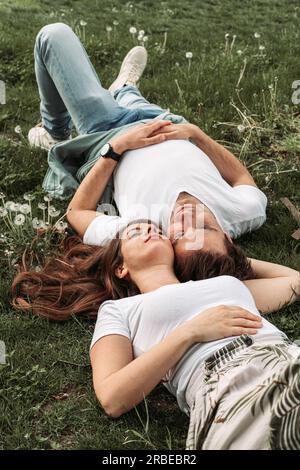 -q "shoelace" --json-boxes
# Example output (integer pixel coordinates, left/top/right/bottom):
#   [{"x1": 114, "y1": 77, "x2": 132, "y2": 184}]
[{"x1": 126, "y1": 63, "x2": 142, "y2": 83}]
